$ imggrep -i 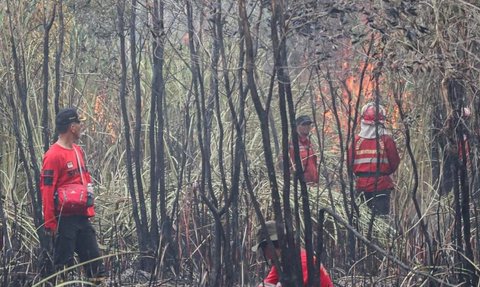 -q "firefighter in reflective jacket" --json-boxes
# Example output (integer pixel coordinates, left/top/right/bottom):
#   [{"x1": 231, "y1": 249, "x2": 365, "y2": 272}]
[
  {"x1": 347, "y1": 103, "x2": 400, "y2": 214},
  {"x1": 289, "y1": 115, "x2": 318, "y2": 184}
]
